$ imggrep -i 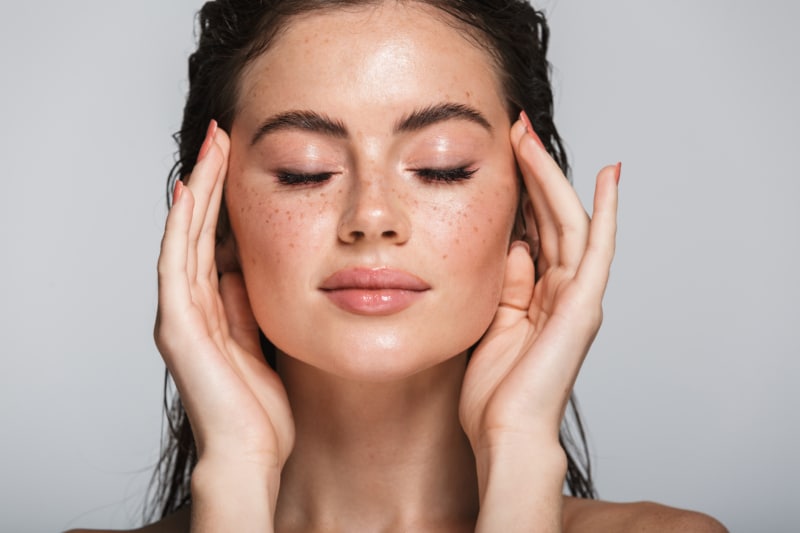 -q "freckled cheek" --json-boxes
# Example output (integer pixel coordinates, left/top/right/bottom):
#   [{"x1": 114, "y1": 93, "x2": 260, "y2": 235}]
[
  {"x1": 226, "y1": 187, "x2": 332, "y2": 274},
  {"x1": 434, "y1": 193, "x2": 516, "y2": 265}
]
